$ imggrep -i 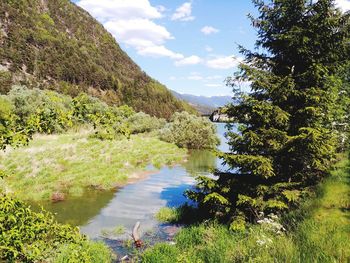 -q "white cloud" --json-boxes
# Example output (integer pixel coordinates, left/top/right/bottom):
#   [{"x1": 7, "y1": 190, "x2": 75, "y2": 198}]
[
  {"x1": 201, "y1": 26, "x2": 219, "y2": 35},
  {"x1": 157, "y1": 5, "x2": 166, "y2": 13},
  {"x1": 205, "y1": 45, "x2": 213, "y2": 52},
  {"x1": 77, "y1": 0, "x2": 198, "y2": 61},
  {"x1": 77, "y1": 0, "x2": 162, "y2": 21},
  {"x1": 169, "y1": 76, "x2": 177, "y2": 80},
  {"x1": 175, "y1": 55, "x2": 202, "y2": 66},
  {"x1": 206, "y1": 55, "x2": 243, "y2": 69},
  {"x1": 335, "y1": 0, "x2": 350, "y2": 11},
  {"x1": 205, "y1": 84, "x2": 222, "y2": 87},
  {"x1": 171, "y1": 2, "x2": 195, "y2": 21},
  {"x1": 138, "y1": 45, "x2": 184, "y2": 59},
  {"x1": 104, "y1": 19, "x2": 173, "y2": 47}
]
